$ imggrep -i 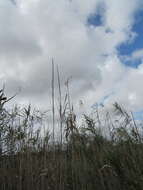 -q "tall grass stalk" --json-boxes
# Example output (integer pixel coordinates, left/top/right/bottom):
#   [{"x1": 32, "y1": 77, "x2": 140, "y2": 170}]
[{"x1": 0, "y1": 84, "x2": 142, "y2": 189}]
